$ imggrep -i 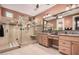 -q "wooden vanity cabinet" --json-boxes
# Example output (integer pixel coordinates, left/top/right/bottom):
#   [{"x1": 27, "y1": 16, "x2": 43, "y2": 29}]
[
  {"x1": 48, "y1": 35, "x2": 59, "y2": 49},
  {"x1": 72, "y1": 42, "x2": 79, "y2": 55},
  {"x1": 59, "y1": 35, "x2": 79, "y2": 55},
  {"x1": 59, "y1": 37, "x2": 72, "y2": 55},
  {"x1": 37, "y1": 33, "x2": 50, "y2": 47},
  {"x1": 42, "y1": 34, "x2": 49, "y2": 47},
  {"x1": 37, "y1": 34, "x2": 42, "y2": 44}
]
